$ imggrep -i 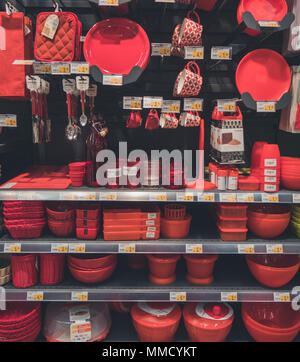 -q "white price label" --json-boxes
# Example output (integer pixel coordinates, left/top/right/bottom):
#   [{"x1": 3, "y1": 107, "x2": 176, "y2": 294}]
[
  {"x1": 27, "y1": 291, "x2": 44, "y2": 301},
  {"x1": 237, "y1": 193, "x2": 254, "y2": 202},
  {"x1": 262, "y1": 193, "x2": 279, "y2": 203},
  {"x1": 238, "y1": 244, "x2": 255, "y2": 254},
  {"x1": 33, "y1": 63, "x2": 52, "y2": 74},
  {"x1": 211, "y1": 47, "x2": 232, "y2": 60},
  {"x1": 184, "y1": 98, "x2": 203, "y2": 111},
  {"x1": 62, "y1": 79, "x2": 76, "y2": 94},
  {"x1": 293, "y1": 194, "x2": 300, "y2": 204},
  {"x1": 60, "y1": 192, "x2": 96, "y2": 201},
  {"x1": 52, "y1": 63, "x2": 71, "y2": 75},
  {"x1": 69, "y1": 244, "x2": 86, "y2": 253},
  {"x1": 76, "y1": 76, "x2": 89, "y2": 91},
  {"x1": 123, "y1": 97, "x2": 143, "y2": 110},
  {"x1": 143, "y1": 96, "x2": 163, "y2": 109},
  {"x1": 4, "y1": 243, "x2": 21, "y2": 253},
  {"x1": 103, "y1": 74, "x2": 123, "y2": 86},
  {"x1": 119, "y1": 244, "x2": 136, "y2": 253},
  {"x1": 198, "y1": 193, "x2": 215, "y2": 202},
  {"x1": 17, "y1": 192, "x2": 35, "y2": 200},
  {"x1": 71, "y1": 63, "x2": 89, "y2": 74},
  {"x1": 273, "y1": 292, "x2": 290, "y2": 302},
  {"x1": 186, "y1": 244, "x2": 203, "y2": 254},
  {"x1": 99, "y1": 0, "x2": 119, "y2": 5},
  {"x1": 151, "y1": 43, "x2": 171, "y2": 57},
  {"x1": 150, "y1": 193, "x2": 167, "y2": 201},
  {"x1": 170, "y1": 292, "x2": 186, "y2": 302},
  {"x1": 13, "y1": 60, "x2": 35, "y2": 65},
  {"x1": 266, "y1": 244, "x2": 284, "y2": 254},
  {"x1": 155, "y1": 0, "x2": 175, "y2": 3},
  {"x1": 220, "y1": 193, "x2": 237, "y2": 203},
  {"x1": 100, "y1": 192, "x2": 117, "y2": 201},
  {"x1": 258, "y1": 21, "x2": 279, "y2": 28},
  {"x1": 257, "y1": 101, "x2": 276, "y2": 113},
  {"x1": 217, "y1": 99, "x2": 236, "y2": 112},
  {"x1": 72, "y1": 291, "x2": 89, "y2": 301},
  {"x1": 51, "y1": 243, "x2": 69, "y2": 253},
  {"x1": 0, "y1": 114, "x2": 17, "y2": 127},
  {"x1": 184, "y1": 46, "x2": 204, "y2": 59},
  {"x1": 221, "y1": 292, "x2": 238, "y2": 302},
  {"x1": 162, "y1": 100, "x2": 181, "y2": 113},
  {"x1": 176, "y1": 193, "x2": 194, "y2": 202}
]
